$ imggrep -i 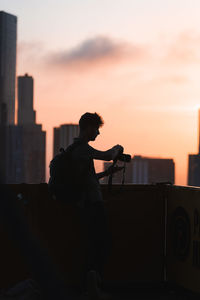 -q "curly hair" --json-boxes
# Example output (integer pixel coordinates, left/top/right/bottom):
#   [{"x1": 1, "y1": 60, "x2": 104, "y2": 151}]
[{"x1": 79, "y1": 112, "x2": 104, "y2": 130}]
